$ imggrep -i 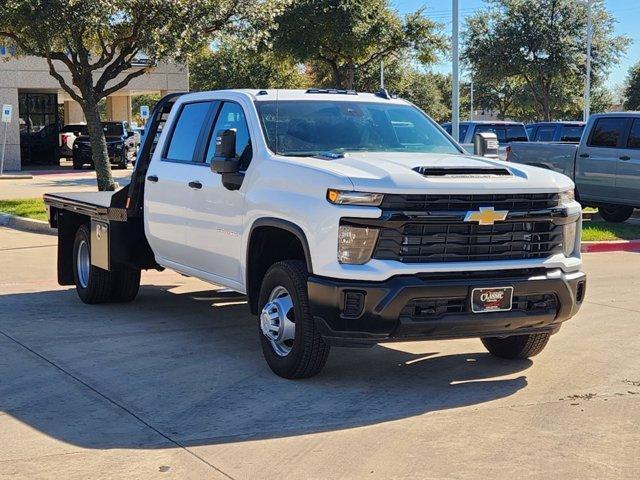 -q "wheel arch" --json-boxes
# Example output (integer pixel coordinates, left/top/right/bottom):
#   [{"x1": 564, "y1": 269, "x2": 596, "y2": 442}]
[{"x1": 246, "y1": 218, "x2": 313, "y2": 314}]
